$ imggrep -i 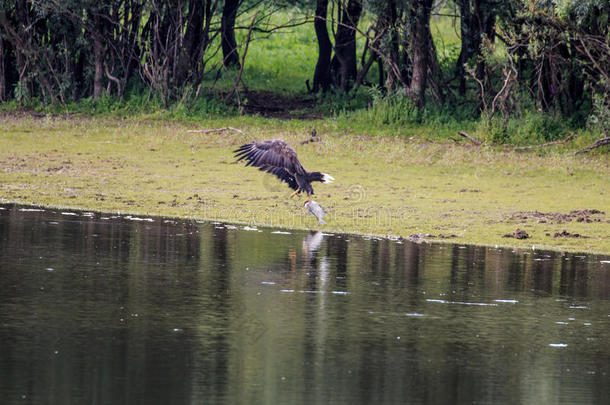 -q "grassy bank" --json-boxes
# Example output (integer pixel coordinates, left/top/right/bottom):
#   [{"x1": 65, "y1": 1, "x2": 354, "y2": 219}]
[{"x1": 1, "y1": 114, "x2": 608, "y2": 254}]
